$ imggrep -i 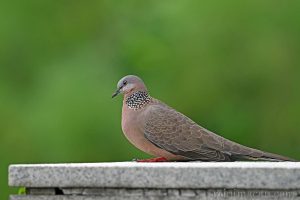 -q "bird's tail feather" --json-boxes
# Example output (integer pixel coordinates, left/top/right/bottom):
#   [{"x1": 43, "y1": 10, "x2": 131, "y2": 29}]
[{"x1": 232, "y1": 152, "x2": 296, "y2": 162}]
